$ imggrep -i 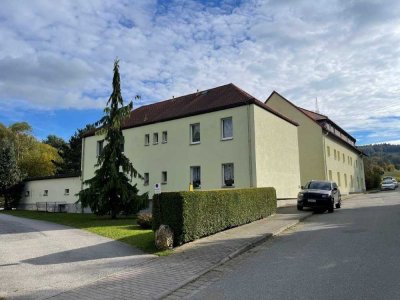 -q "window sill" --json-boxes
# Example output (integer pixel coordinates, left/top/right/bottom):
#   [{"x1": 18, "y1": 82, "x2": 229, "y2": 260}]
[
  {"x1": 190, "y1": 142, "x2": 201, "y2": 145},
  {"x1": 161, "y1": 182, "x2": 167, "y2": 185},
  {"x1": 153, "y1": 143, "x2": 159, "y2": 145},
  {"x1": 221, "y1": 137, "x2": 233, "y2": 141},
  {"x1": 222, "y1": 185, "x2": 235, "y2": 188},
  {"x1": 144, "y1": 144, "x2": 149, "y2": 146},
  {"x1": 162, "y1": 141, "x2": 167, "y2": 144},
  {"x1": 64, "y1": 194, "x2": 69, "y2": 196}
]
